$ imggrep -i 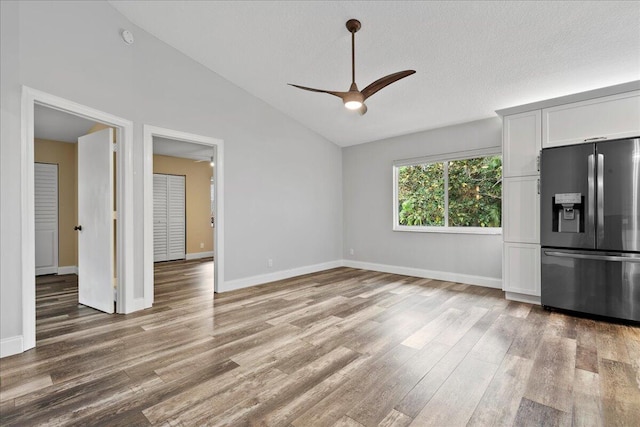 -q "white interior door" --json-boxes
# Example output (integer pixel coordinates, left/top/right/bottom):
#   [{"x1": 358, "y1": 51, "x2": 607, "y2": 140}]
[
  {"x1": 34, "y1": 163, "x2": 58, "y2": 276},
  {"x1": 77, "y1": 128, "x2": 114, "y2": 313}
]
